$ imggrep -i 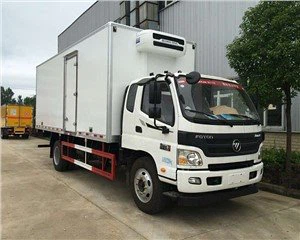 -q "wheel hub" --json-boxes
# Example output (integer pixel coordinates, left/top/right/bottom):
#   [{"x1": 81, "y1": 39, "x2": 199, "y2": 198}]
[
  {"x1": 134, "y1": 168, "x2": 153, "y2": 203},
  {"x1": 137, "y1": 179, "x2": 145, "y2": 192}
]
